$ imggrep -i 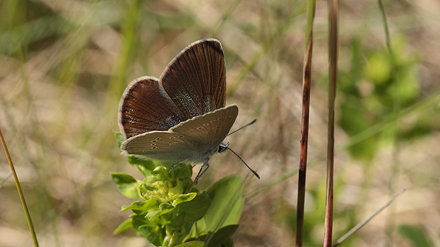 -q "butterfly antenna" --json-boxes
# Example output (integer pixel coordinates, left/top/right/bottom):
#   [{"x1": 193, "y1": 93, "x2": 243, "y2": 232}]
[
  {"x1": 227, "y1": 119, "x2": 257, "y2": 136},
  {"x1": 226, "y1": 147, "x2": 260, "y2": 179}
]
